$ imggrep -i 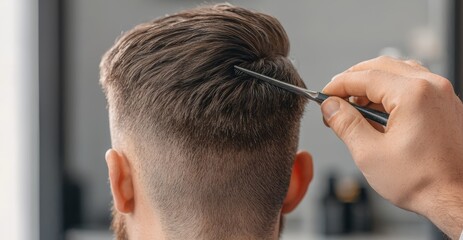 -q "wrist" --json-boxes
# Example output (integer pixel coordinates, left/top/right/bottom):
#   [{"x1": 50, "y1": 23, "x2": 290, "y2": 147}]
[{"x1": 416, "y1": 181, "x2": 463, "y2": 239}]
